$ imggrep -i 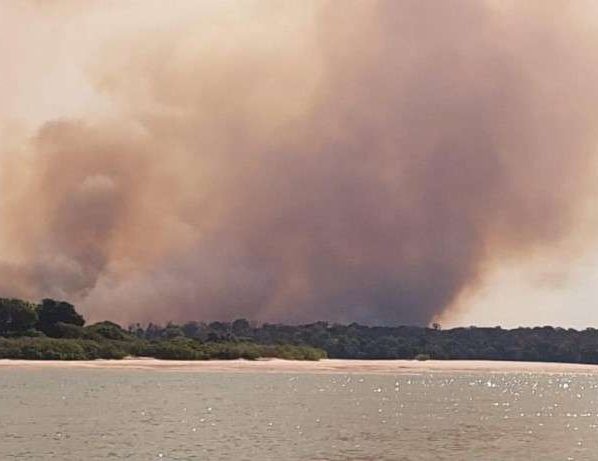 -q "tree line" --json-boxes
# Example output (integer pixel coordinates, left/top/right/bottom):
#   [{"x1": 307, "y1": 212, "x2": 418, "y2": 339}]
[
  {"x1": 2, "y1": 296, "x2": 598, "y2": 363},
  {"x1": 0, "y1": 298, "x2": 324, "y2": 361},
  {"x1": 132, "y1": 319, "x2": 598, "y2": 364}
]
